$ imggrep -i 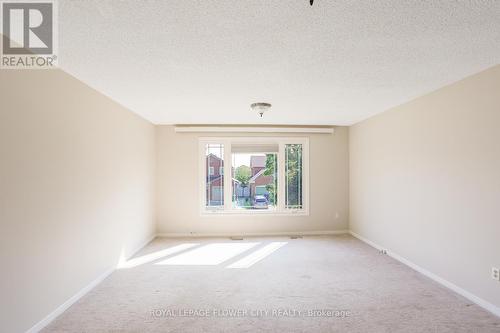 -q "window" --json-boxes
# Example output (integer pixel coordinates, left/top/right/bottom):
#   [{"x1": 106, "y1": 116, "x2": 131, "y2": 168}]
[
  {"x1": 232, "y1": 144, "x2": 278, "y2": 211},
  {"x1": 285, "y1": 144, "x2": 303, "y2": 210},
  {"x1": 200, "y1": 138, "x2": 308, "y2": 215},
  {"x1": 204, "y1": 144, "x2": 224, "y2": 209}
]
